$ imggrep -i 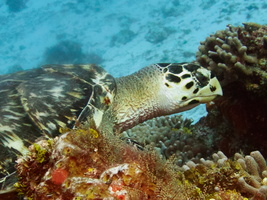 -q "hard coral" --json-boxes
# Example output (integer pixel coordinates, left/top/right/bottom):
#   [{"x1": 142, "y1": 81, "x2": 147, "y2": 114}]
[
  {"x1": 181, "y1": 151, "x2": 267, "y2": 200},
  {"x1": 197, "y1": 22, "x2": 267, "y2": 93},
  {"x1": 16, "y1": 125, "x2": 267, "y2": 199},
  {"x1": 235, "y1": 151, "x2": 267, "y2": 199},
  {"x1": 122, "y1": 115, "x2": 215, "y2": 166},
  {"x1": 196, "y1": 23, "x2": 267, "y2": 156},
  {"x1": 181, "y1": 151, "x2": 242, "y2": 199}
]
